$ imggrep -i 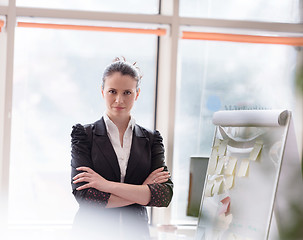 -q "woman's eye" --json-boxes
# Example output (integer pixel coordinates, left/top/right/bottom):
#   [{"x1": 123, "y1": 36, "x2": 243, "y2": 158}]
[
  {"x1": 124, "y1": 91, "x2": 132, "y2": 95},
  {"x1": 108, "y1": 90, "x2": 116, "y2": 94}
]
